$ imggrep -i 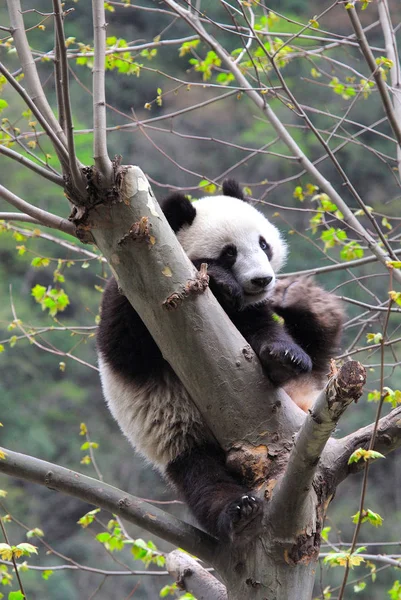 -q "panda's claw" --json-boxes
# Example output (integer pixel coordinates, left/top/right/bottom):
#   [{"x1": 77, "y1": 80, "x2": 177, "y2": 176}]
[
  {"x1": 259, "y1": 340, "x2": 312, "y2": 386},
  {"x1": 217, "y1": 493, "x2": 263, "y2": 543}
]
